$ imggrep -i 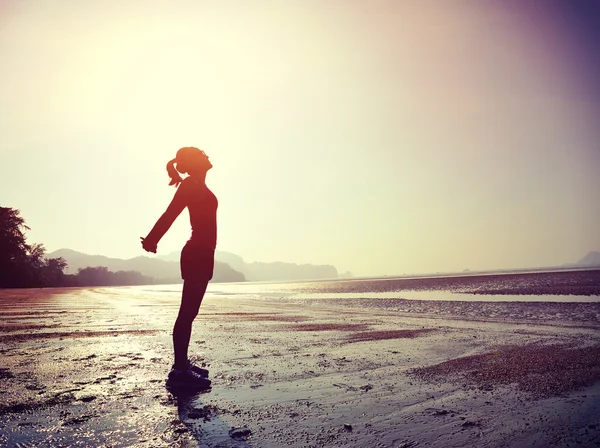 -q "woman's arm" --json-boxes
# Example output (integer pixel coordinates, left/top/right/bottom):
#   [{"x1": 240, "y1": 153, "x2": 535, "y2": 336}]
[{"x1": 141, "y1": 185, "x2": 187, "y2": 253}]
